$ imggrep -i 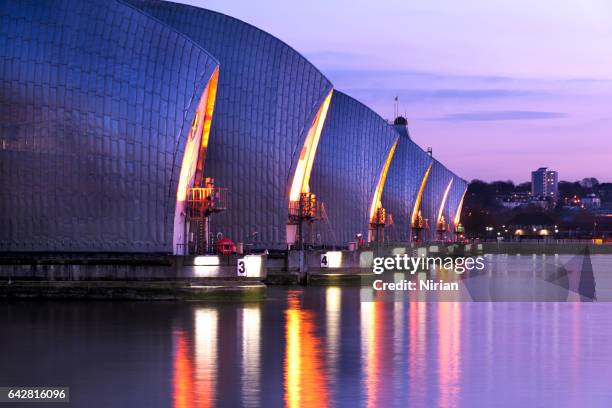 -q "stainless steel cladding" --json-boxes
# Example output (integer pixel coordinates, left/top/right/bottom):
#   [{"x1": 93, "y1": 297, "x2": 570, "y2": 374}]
[
  {"x1": 421, "y1": 160, "x2": 456, "y2": 242},
  {"x1": 1, "y1": 0, "x2": 469, "y2": 253},
  {"x1": 446, "y1": 176, "x2": 469, "y2": 240},
  {"x1": 0, "y1": 0, "x2": 219, "y2": 252},
  {"x1": 310, "y1": 92, "x2": 398, "y2": 247},
  {"x1": 127, "y1": 0, "x2": 333, "y2": 249},
  {"x1": 382, "y1": 124, "x2": 433, "y2": 243}
]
